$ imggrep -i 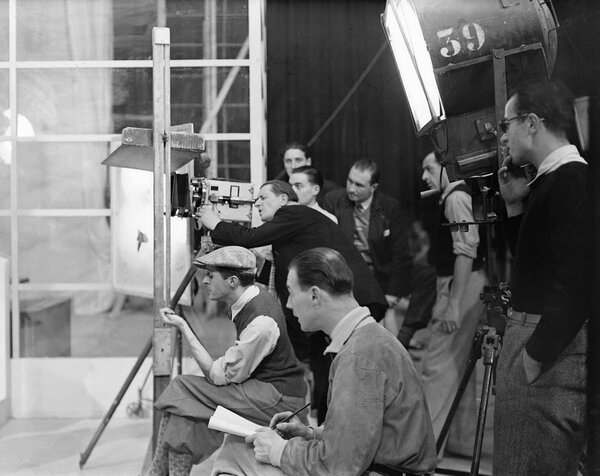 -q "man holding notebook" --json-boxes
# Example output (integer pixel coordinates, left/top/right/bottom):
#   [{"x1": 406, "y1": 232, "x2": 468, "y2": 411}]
[
  {"x1": 245, "y1": 248, "x2": 437, "y2": 476},
  {"x1": 145, "y1": 246, "x2": 307, "y2": 476}
]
